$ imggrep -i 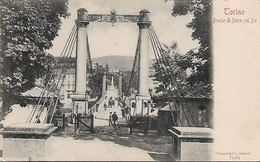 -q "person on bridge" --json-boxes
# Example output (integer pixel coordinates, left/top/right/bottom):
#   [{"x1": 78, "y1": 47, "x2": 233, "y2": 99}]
[
  {"x1": 121, "y1": 108, "x2": 125, "y2": 118},
  {"x1": 112, "y1": 112, "x2": 118, "y2": 127},
  {"x1": 143, "y1": 114, "x2": 150, "y2": 136},
  {"x1": 126, "y1": 113, "x2": 133, "y2": 135},
  {"x1": 109, "y1": 112, "x2": 113, "y2": 126},
  {"x1": 36, "y1": 115, "x2": 41, "y2": 123},
  {"x1": 96, "y1": 103, "x2": 99, "y2": 112},
  {"x1": 104, "y1": 102, "x2": 107, "y2": 111}
]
